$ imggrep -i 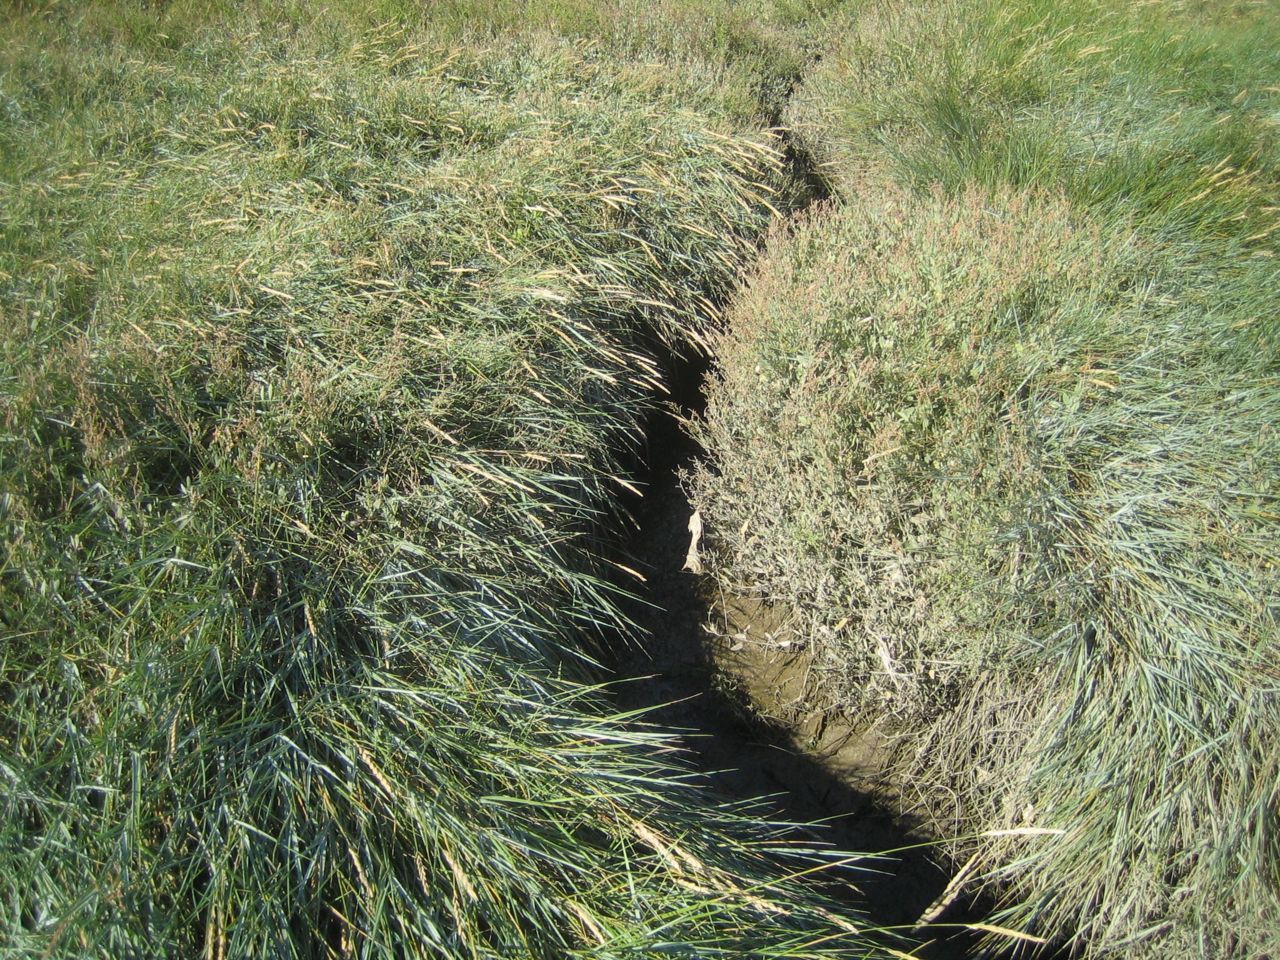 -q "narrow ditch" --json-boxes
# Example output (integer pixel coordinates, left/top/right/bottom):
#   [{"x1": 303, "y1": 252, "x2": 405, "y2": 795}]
[
  {"x1": 602, "y1": 124, "x2": 1052, "y2": 958},
  {"x1": 609, "y1": 348, "x2": 987, "y2": 960}
]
